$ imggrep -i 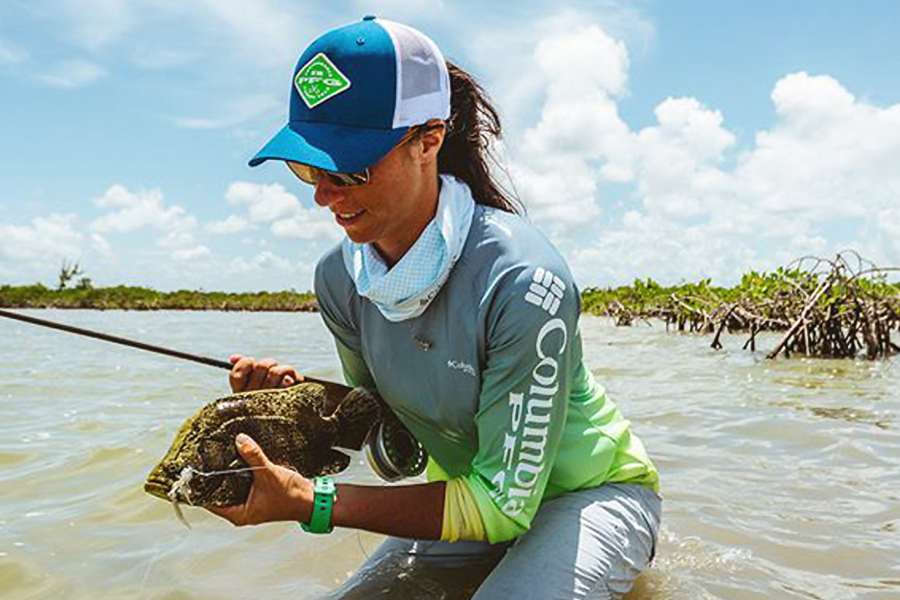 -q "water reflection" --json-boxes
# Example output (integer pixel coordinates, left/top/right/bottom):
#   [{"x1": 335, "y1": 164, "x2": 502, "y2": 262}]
[{"x1": 770, "y1": 400, "x2": 893, "y2": 430}]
